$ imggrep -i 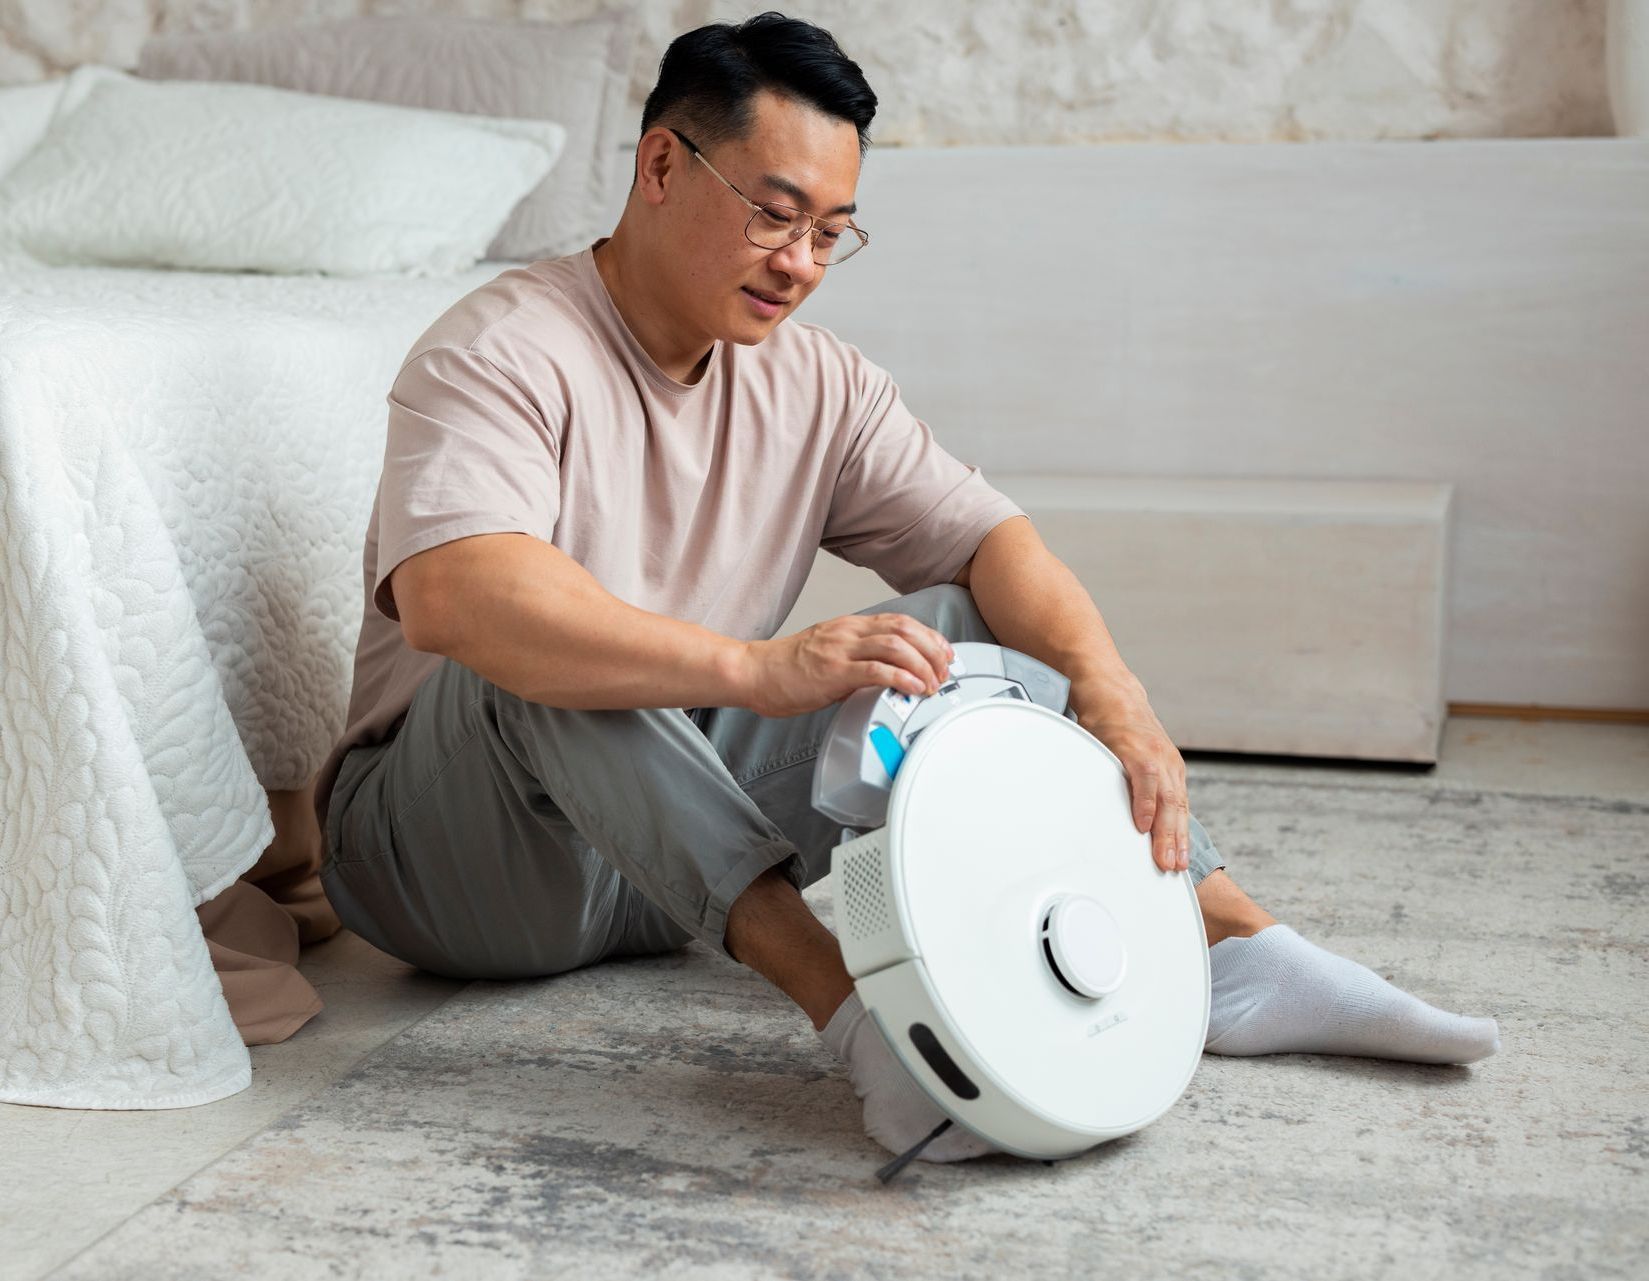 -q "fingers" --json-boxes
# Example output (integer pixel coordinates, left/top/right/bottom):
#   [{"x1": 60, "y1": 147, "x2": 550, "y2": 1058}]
[
  {"x1": 895, "y1": 613, "x2": 955, "y2": 687},
  {"x1": 860, "y1": 660, "x2": 929, "y2": 697},
  {"x1": 1131, "y1": 760, "x2": 1157, "y2": 832},
  {"x1": 860, "y1": 614, "x2": 952, "y2": 690},
  {"x1": 1131, "y1": 759, "x2": 1190, "y2": 873},
  {"x1": 1155, "y1": 783, "x2": 1189, "y2": 873}
]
